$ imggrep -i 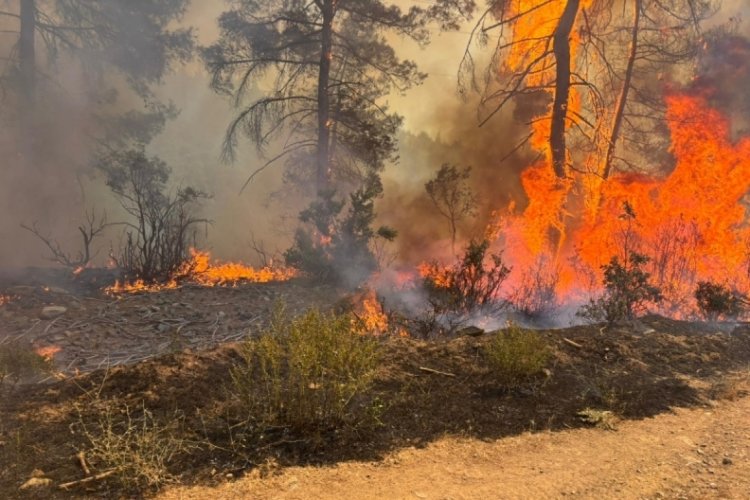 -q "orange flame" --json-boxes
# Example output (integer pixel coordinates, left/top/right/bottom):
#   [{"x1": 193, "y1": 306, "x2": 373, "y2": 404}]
[
  {"x1": 354, "y1": 289, "x2": 389, "y2": 334},
  {"x1": 417, "y1": 261, "x2": 453, "y2": 289},
  {"x1": 501, "y1": 92, "x2": 750, "y2": 316},
  {"x1": 106, "y1": 248, "x2": 297, "y2": 294},
  {"x1": 35, "y1": 345, "x2": 61, "y2": 361},
  {"x1": 503, "y1": 0, "x2": 594, "y2": 160},
  {"x1": 352, "y1": 288, "x2": 409, "y2": 336},
  {"x1": 184, "y1": 249, "x2": 298, "y2": 286}
]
